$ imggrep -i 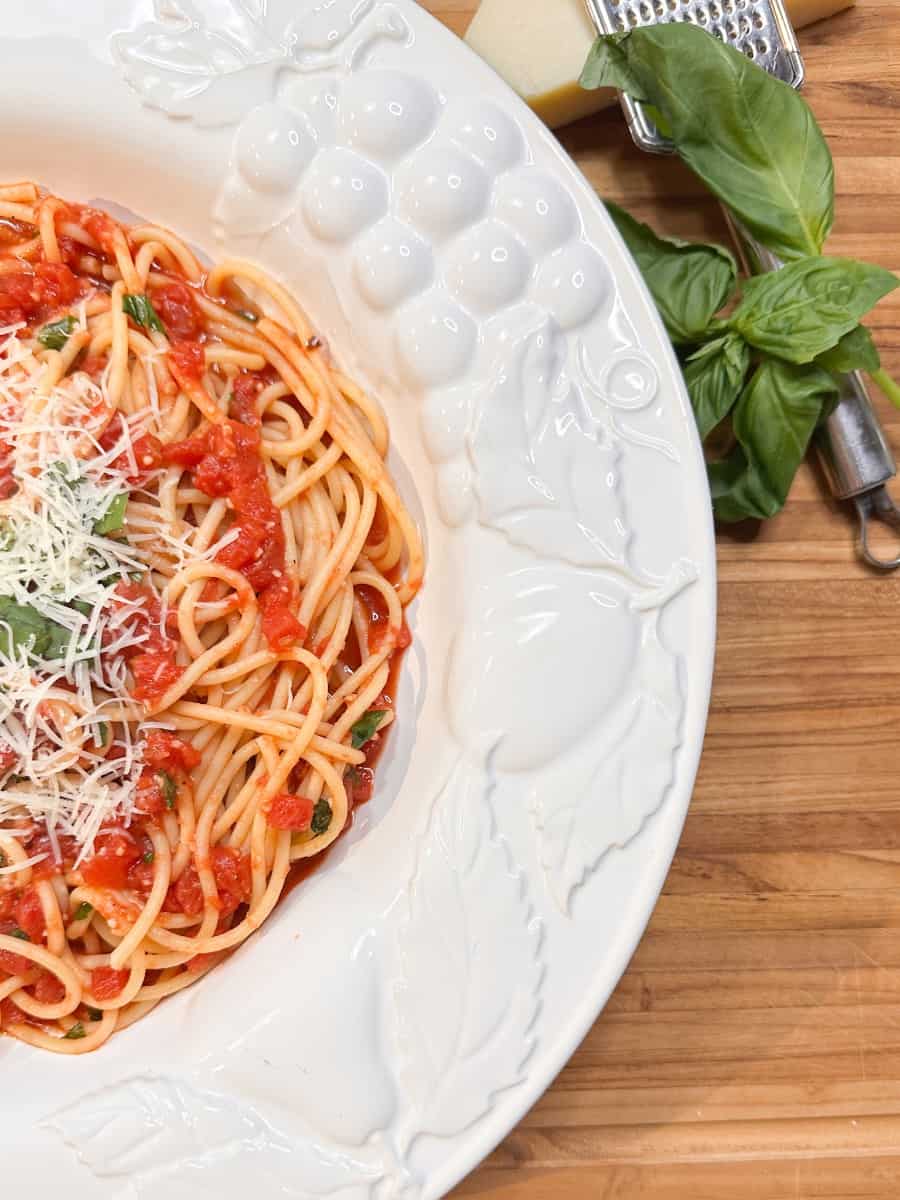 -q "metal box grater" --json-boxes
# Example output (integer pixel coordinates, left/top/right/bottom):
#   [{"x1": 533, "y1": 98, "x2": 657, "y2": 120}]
[{"x1": 584, "y1": 0, "x2": 804, "y2": 151}]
